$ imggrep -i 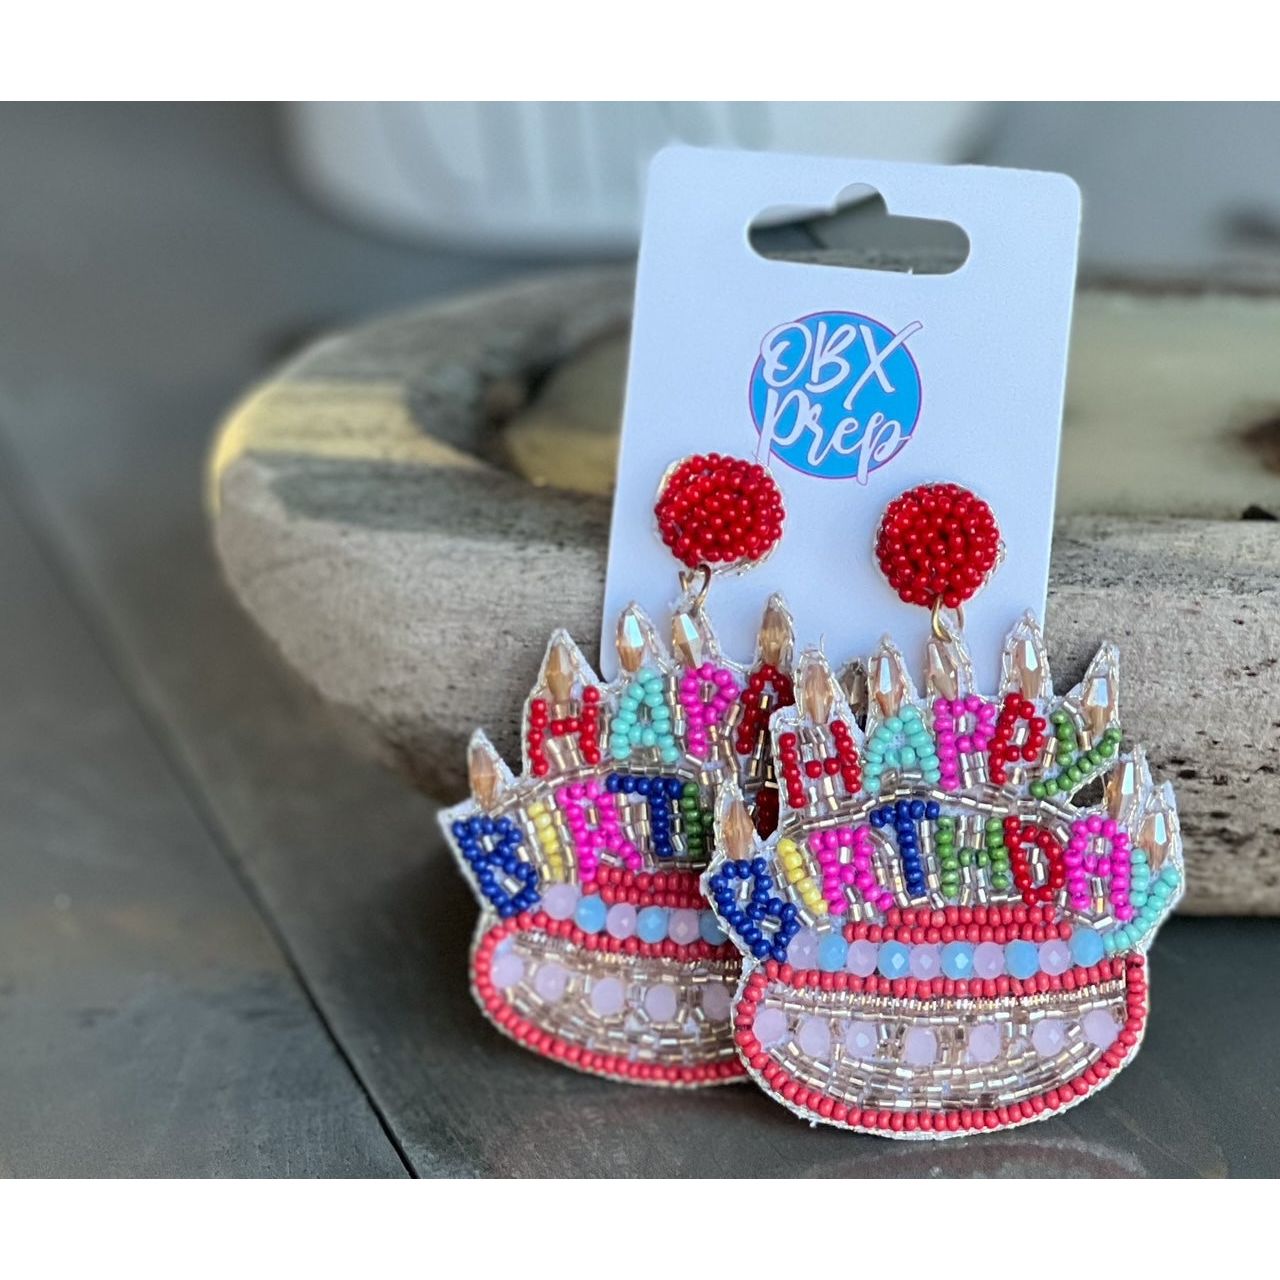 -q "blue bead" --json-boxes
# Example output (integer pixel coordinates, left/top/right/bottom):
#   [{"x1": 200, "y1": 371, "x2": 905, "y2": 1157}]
[
  {"x1": 666, "y1": 777, "x2": 683, "y2": 798},
  {"x1": 941, "y1": 941, "x2": 974, "y2": 979},
  {"x1": 818, "y1": 934, "x2": 848, "y2": 972},
  {"x1": 877, "y1": 940, "x2": 911, "y2": 979},
  {"x1": 925, "y1": 801, "x2": 941, "y2": 819},
  {"x1": 637, "y1": 906, "x2": 670, "y2": 943},
  {"x1": 910, "y1": 799, "x2": 926, "y2": 820},
  {"x1": 1069, "y1": 926, "x2": 1105, "y2": 967},
  {"x1": 699, "y1": 911, "x2": 727, "y2": 944},
  {"x1": 752, "y1": 857, "x2": 768, "y2": 877},
  {"x1": 1005, "y1": 939, "x2": 1039, "y2": 980},
  {"x1": 870, "y1": 808, "x2": 887, "y2": 828},
  {"x1": 605, "y1": 773, "x2": 622, "y2": 792},
  {"x1": 574, "y1": 894, "x2": 607, "y2": 933},
  {"x1": 895, "y1": 799, "x2": 911, "y2": 820}
]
